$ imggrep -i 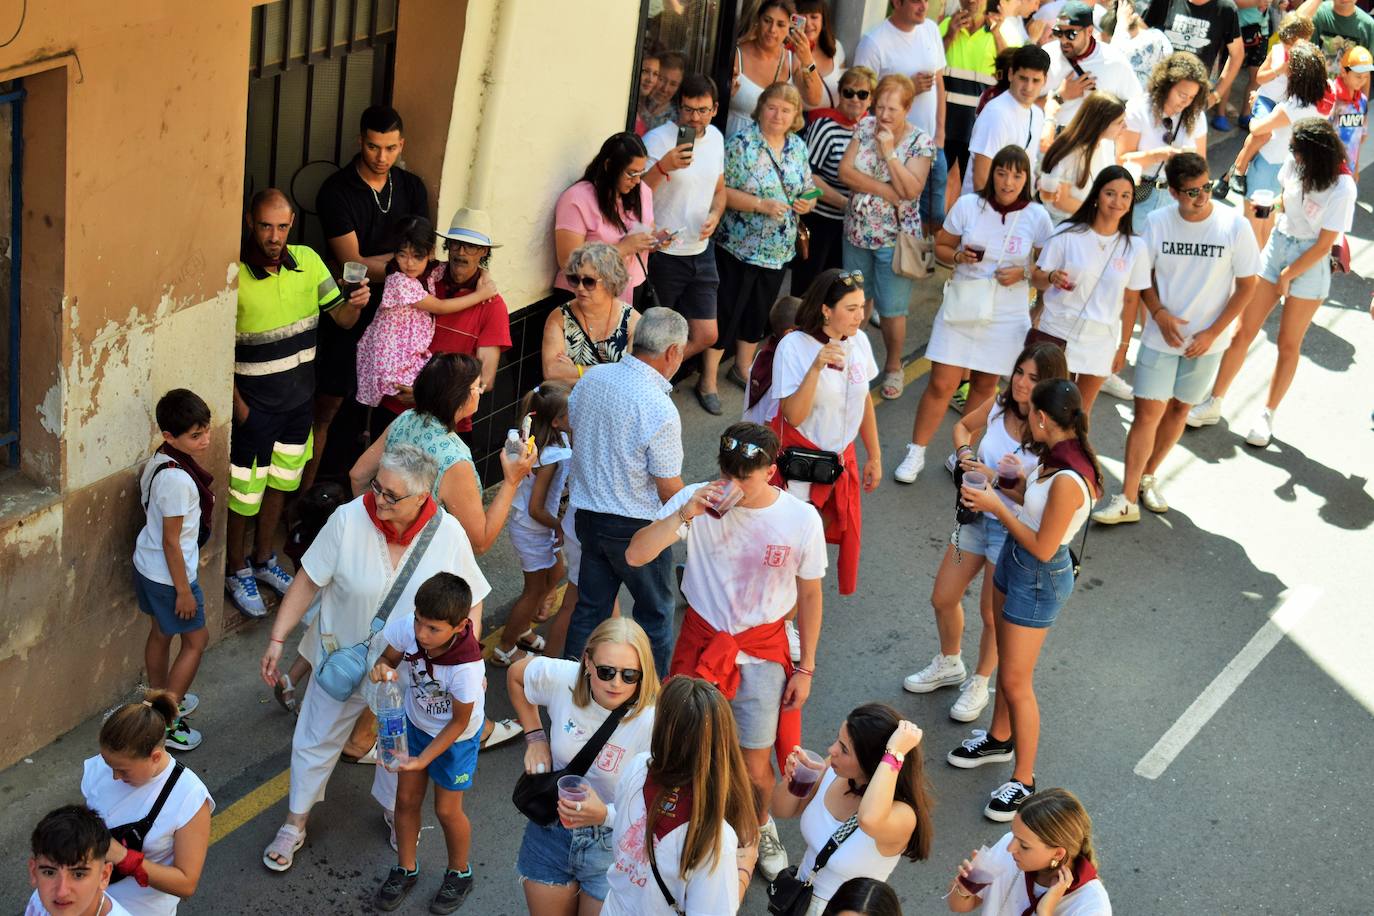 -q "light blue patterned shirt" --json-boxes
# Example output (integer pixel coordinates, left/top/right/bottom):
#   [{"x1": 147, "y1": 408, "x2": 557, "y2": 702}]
[
  {"x1": 385, "y1": 409, "x2": 476, "y2": 499},
  {"x1": 567, "y1": 355, "x2": 682, "y2": 520}
]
